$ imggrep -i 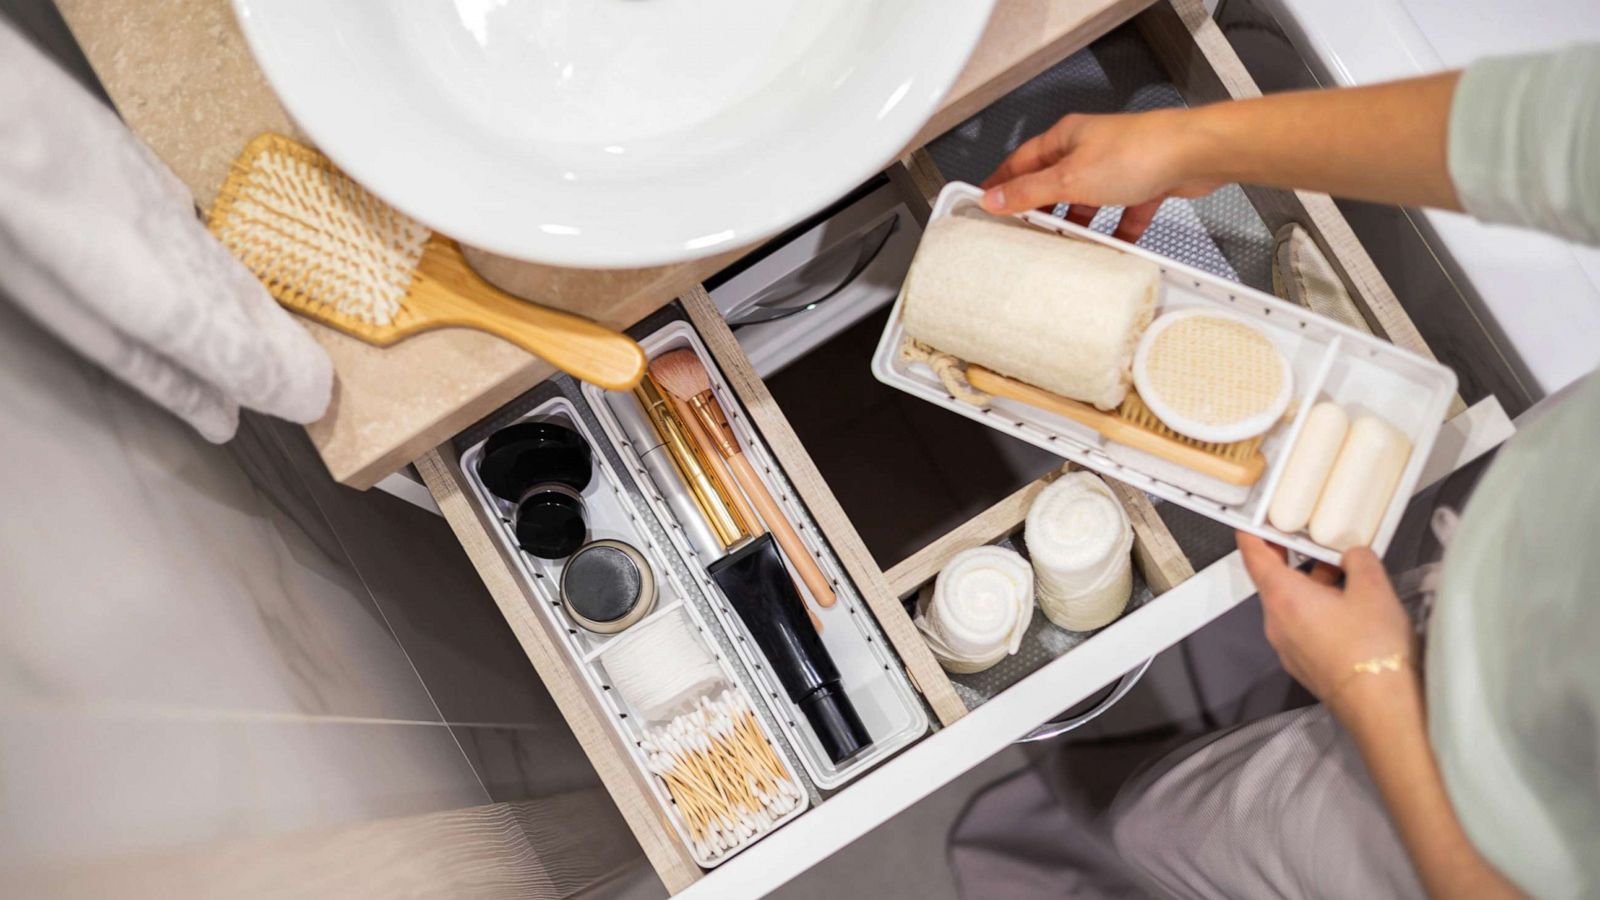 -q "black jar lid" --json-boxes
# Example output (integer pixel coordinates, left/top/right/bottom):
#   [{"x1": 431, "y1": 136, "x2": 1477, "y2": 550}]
[
  {"x1": 514, "y1": 483, "x2": 587, "y2": 560},
  {"x1": 479, "y1": 421, "x2": 592, "y2": 502}
]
